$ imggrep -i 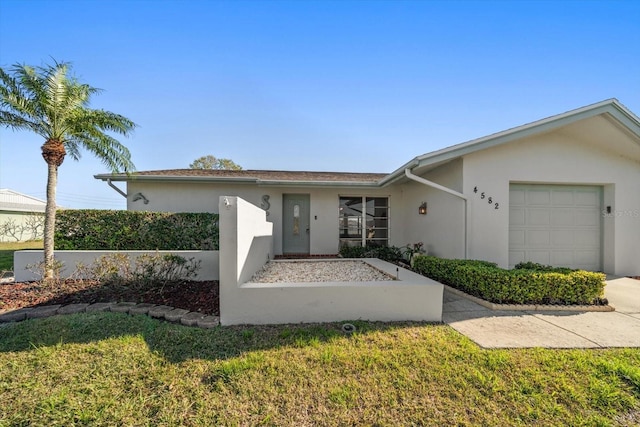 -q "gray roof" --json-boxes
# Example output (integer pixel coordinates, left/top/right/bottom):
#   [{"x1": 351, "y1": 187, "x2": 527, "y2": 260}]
[
  {"x1": 0, "y1": 189, "x2": 46, "y2": 213},
  {"x1": 96, "y1": 169, "x2": 388, "y2": 187}
]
